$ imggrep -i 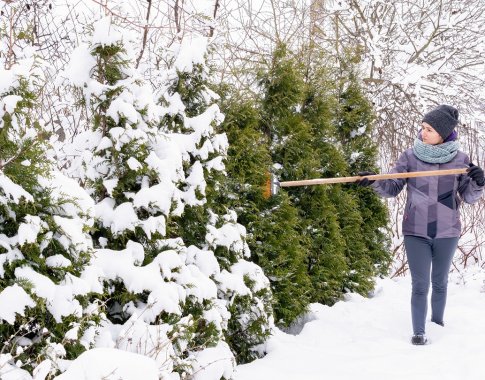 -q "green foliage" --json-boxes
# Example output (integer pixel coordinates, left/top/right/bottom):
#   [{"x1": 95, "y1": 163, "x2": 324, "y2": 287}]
[
  {"x1": 0, "y1": 55, "x2": 96, "y2": 375},
  {"x1": 181, "y1": 297, "x2": 221, "y2": 350},
  {"x1": 252, "y1": 194, "x2": 313, "y2": 322},
  {"x1": 225, "y1": 289, "x2": 272, "y2": 363},
  {"x1": 221, "y1": 43, "x2": 392, "y2": 321},
  {"x1": 170, "y1": 68, "x2": 209, "y2": 117},
  {"x1": 218, "y1": 89, "x2": 312, "y2": 328},
  {"x1": 162, "y1": 63, "x2": 223, "y2": 244},
  {"x1": 261, "y1": 44, "x2": 351, "y2": 306},
  {"x1": 0, "y1": 77, "x2": 50, "y2": 190},
  {"x1": 0, "y1": 187, "x2": 95, "y2": 369},
  {"x1": 335, "y1": 65, "x2": 392, "y2": 292},
  {"x1": 163, "y1": 55, "x2": 274, "y2": 364}
]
